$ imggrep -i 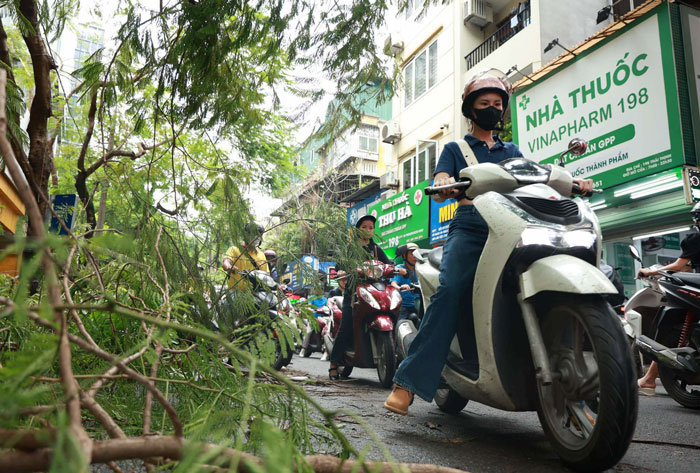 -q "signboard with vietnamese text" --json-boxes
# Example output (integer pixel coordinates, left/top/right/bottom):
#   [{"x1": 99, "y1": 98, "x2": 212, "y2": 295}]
[
  {"x1": 430, "y1": 197, "x2": 458, "y2": 245},
  {"x1": 347, "y1": 192, "x2": 382, "y2": 226},
  {"x1": 512, "y1": 6, "x2": 684, "y2": 190},
  {"x1": 368, "y1": 180, "x2": 430, "y2": 251},
  {"x1": 680, "y1": 5, "x2": 700, "y2": 163}
]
